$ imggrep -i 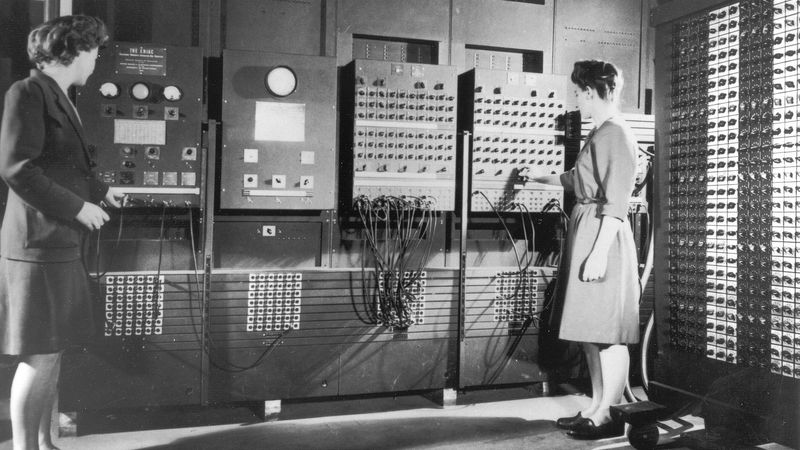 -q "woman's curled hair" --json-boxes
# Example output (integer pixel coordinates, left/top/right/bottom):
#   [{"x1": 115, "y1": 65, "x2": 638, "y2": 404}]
[
  {"x1": 27, "y1": 15, "x2": 108, "y2": 67},
  {"x1": 571, "y1": 60, "x2": 623, "y2": 100}
]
